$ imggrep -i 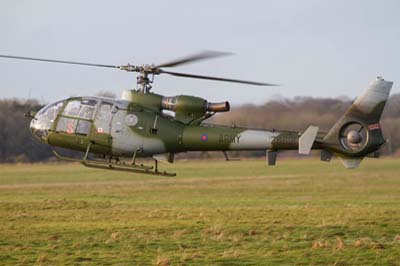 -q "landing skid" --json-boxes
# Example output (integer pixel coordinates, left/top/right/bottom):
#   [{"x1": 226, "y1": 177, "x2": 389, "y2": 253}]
[
  {"x1": 52, "y1": 142, "x2": 176, "y2": 177},
  {"x1": 81, "y1": 160, "x2": 176, "y2": 176}
]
